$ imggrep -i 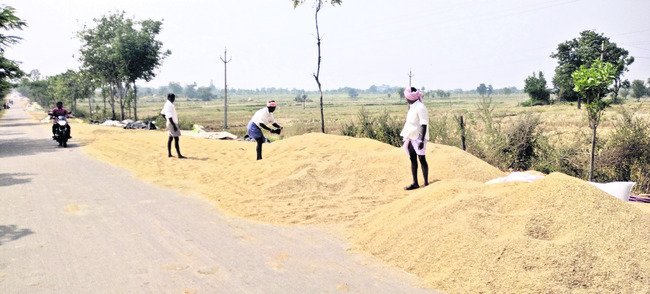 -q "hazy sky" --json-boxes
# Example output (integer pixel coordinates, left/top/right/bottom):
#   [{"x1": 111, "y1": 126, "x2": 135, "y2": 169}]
[{"x1": 5, "y1": 0, "x2": 650, "y2": 91}]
